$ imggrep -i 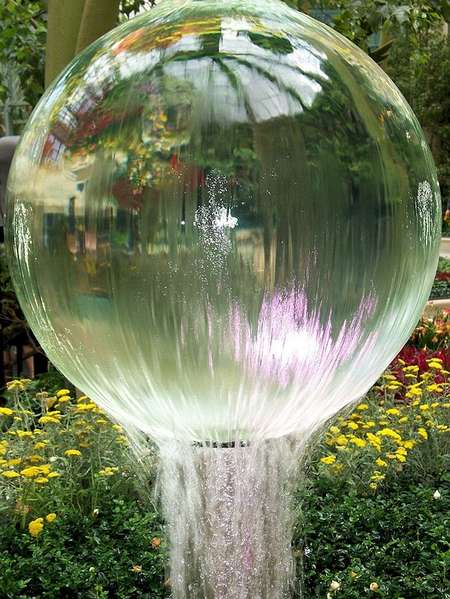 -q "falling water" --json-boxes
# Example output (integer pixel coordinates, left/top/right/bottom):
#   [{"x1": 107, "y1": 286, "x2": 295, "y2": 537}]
[{"x1": 159, "y1": 438, "x2": 303, "y2": 599}]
